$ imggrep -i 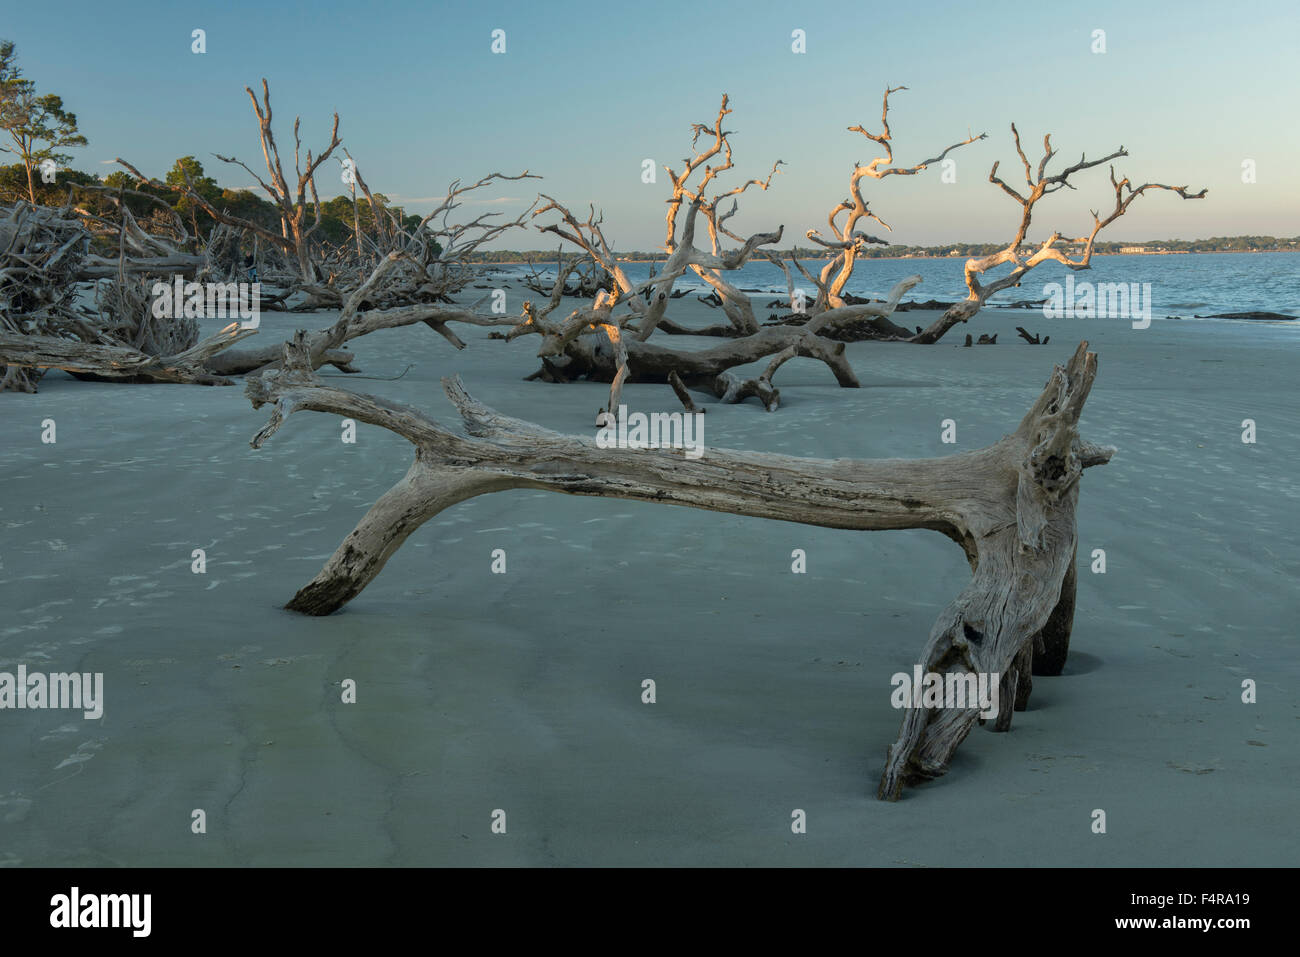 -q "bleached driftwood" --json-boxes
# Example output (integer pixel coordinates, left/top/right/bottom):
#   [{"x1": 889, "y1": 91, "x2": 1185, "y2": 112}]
[
  {"x1": 0, "y1": 322, "x2": 256, "y2": 385},
  {"x1": 793, "y1": 87, "x2": 985, "y2": 316},
  {"x1": 510, "y1": 214, "x2": 870, "y2": 411},
  {"x1": 798, "y1": 274, "x2": 923, "y2": 338},
  {"x1": 72, "y1": 185, "x2": 205, "y2": 279},
  {"x1": 0, "y1": 200, "x2": 256, "y2": 390},
  {"x1": 910, "y1": 129, "x2": 1206, "y2": 343},
  {"x1": 519, "y1": 96, "x2": 936, "y2": 407},
  {"x1": 207, "y1": 251, "x2": 518, "y2": 376},
  {"x1": 117, "y1": 79, "x2": 342, "y2": 282},
  {"x1": 246, "y1": 336, "x2": 1113, "y2": 799},
  {"x1": 0, "y1": 202, "x2": 91, "y2": 391},
  {"x1": 293, "y1": 168, "x2": 541, "y2": 309},
  {"x1": 512, "y1": 287, "x2": 858, "y2": 412},
  {"x1": 533, "y1": 96, "x2": 783, "y2": 343}
]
